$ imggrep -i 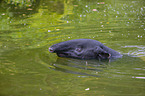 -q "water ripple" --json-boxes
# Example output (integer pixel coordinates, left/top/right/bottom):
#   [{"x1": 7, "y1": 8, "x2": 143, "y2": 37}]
[
  {"x1": 38, "y1": 51, "x2": 109, "y2": 77},
  {"x1": 122, "y1": 45, "x2": 145, "y2": 57}
]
